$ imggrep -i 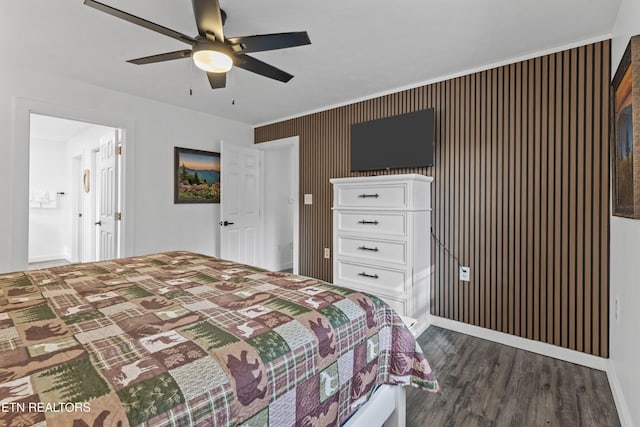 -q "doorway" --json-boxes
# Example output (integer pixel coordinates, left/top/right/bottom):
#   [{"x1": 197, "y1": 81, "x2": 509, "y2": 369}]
[
  {"x1": 28, "y1": 113, "x2": 122, "y2": 268},
  {"x1": 218, "y1": 137, "x2": 299, "y2": 274},
  {"x1": 259, "y1": 138, "x2": 299, "y2": 273}
]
